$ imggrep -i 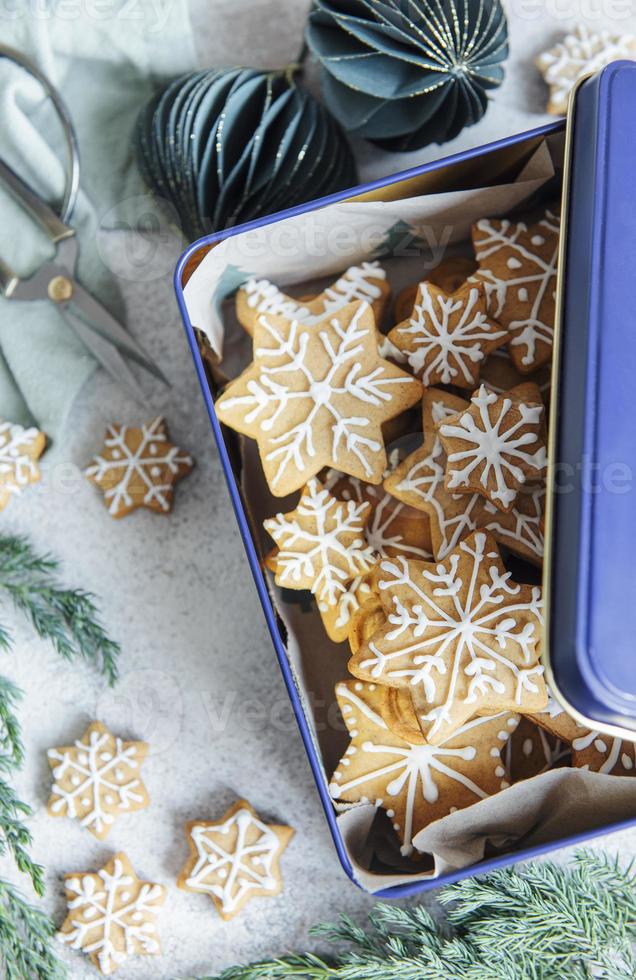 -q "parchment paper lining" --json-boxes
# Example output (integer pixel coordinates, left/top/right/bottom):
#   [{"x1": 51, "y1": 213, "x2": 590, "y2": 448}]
[{"x1": 186, "y1": 134, "x2": 636, "y2": 892}]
